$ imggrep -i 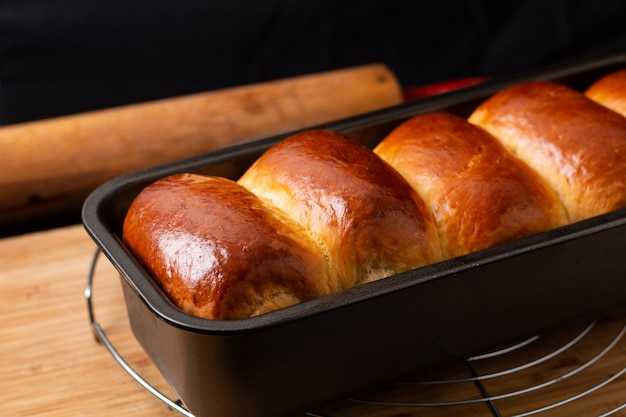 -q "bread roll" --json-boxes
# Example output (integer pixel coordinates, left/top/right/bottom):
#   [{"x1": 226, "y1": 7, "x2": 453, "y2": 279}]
[
  {"x1": 238, "y1": 129, "x2": 442, "y2": 289},
  {"x1": 122, "y1": 173, "x2": 337, "y2": 319},
  {"x1": 585, "y1": 69, "x2": 626, "y2": 117},
  {"x1": 374, "y1": 112, "x2": 569, "y2": 259},
  {"x1": 468, "y1": 81, "x2": 626, "y2": 222}
]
